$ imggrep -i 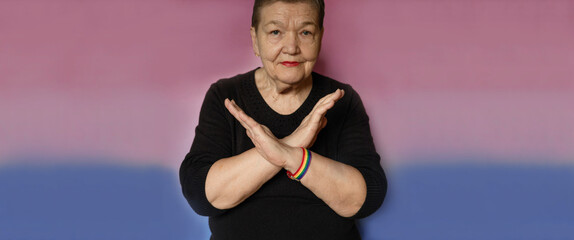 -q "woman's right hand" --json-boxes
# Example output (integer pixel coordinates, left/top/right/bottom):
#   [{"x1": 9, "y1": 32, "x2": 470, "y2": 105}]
[{"x1": 283, "y1": 89, "x2": 345, "y2": 148}]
